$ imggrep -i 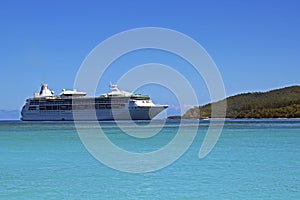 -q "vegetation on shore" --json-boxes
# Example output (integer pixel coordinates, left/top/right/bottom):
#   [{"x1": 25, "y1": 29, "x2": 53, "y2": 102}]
[{"x1": 181, "y1": 86, "x2": 300, "y2": 119}]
